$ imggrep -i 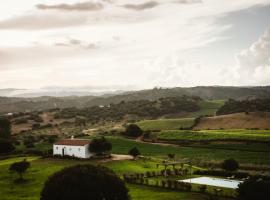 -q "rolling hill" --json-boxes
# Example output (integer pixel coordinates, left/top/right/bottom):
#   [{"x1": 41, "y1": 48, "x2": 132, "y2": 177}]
[
  {"x1": 194, "y1": 112, "x2": 270, "y2": 130},
  {"x1": 1, "y1": 86, "x2": 270, "y2": 114}
]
